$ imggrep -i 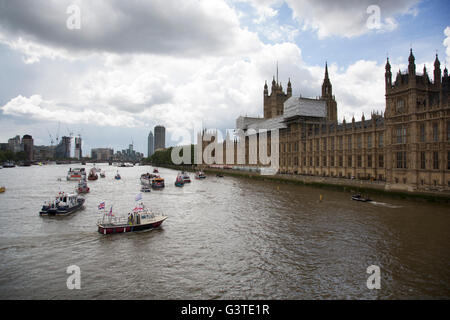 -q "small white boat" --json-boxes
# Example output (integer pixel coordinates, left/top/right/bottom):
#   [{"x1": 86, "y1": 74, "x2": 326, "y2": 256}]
[
  {"x1": 195, "y1": 171, "x2": 206, "y2": 179},
  {"x1": 97, "y1": 203, "x2": 166, "y2": 234},
  {"x1": 39, "y1": 192, "x2": 85, "y2": 216}
]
